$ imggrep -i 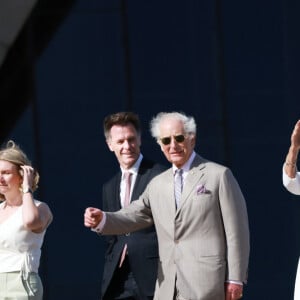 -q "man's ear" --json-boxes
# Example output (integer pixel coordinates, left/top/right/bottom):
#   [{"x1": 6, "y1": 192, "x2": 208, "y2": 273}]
[
  {"x1": 159, "y1": 141, "x2": 164, "y2": 151},
  {"x1": 106, "y1": 140, "x2": 114, "y2": 152},
  {"x1": 191, "y1": 135, "x2": 196, "y2": 148}
]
